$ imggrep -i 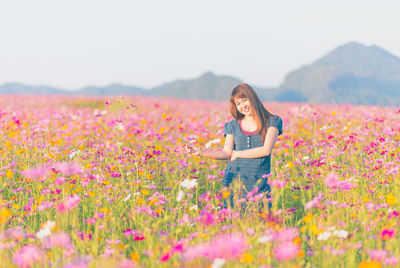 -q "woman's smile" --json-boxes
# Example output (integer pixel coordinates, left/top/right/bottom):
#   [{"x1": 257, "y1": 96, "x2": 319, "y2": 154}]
[
  {"x1": 234, "y1": 98, "x2": 252, "y2": 116},
  {"x1": 241, "y1": 106, "x2": 250, "y2": 114}
]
